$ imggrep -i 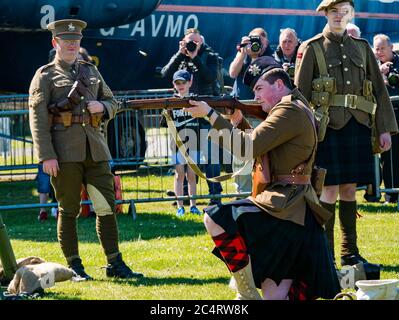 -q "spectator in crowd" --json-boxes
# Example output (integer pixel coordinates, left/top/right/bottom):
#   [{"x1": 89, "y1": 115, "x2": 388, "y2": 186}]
[
  {"x1": 161, "y1": 28, "x2": 223, "y2": 205},
  {"x1": 230, "y1": 28, "x2": 273, "y2": 100},
  {"x1": 37, "y1": 163, "x2": 58, "y2": 221},
  {"x1": 167, "y1": 70, "x2": 202, "y2": 217},
  {"x1": 373, "y1": 34, "x2": 399, "y2": 204},
  {"x1": 229, "y1": 27, "x2": 274, "y2": 195},
  {"x1": 346, "y1": 22, "x2": 361, "y2": 38},
  {"x1": 295, "y1": 0, "x2": 398, "y2": 267},
  {"x1": 273, "y1": 28, "x2": 300, "y2": 81}
]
